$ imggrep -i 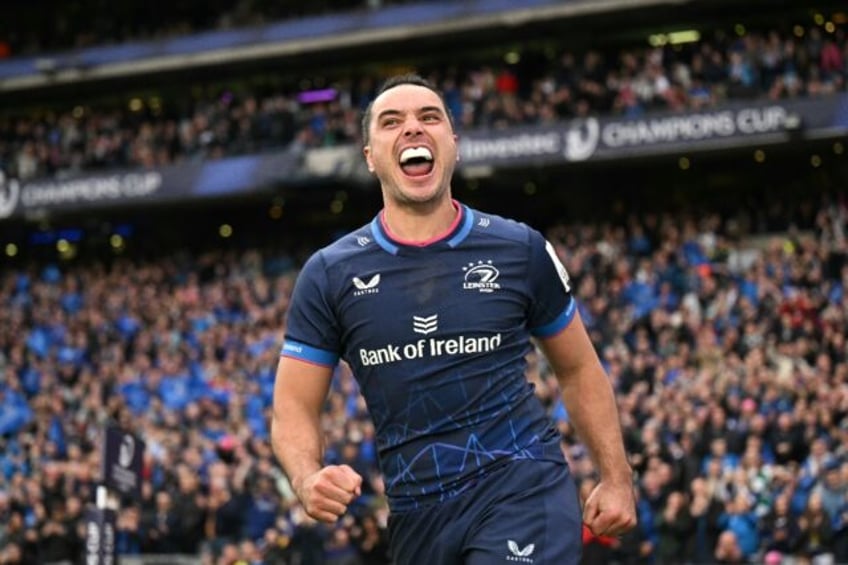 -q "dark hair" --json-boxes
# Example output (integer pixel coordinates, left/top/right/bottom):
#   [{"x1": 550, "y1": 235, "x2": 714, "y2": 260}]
[{"x1": 360, "y1": 73, "x2": 455, "y2": 145}]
